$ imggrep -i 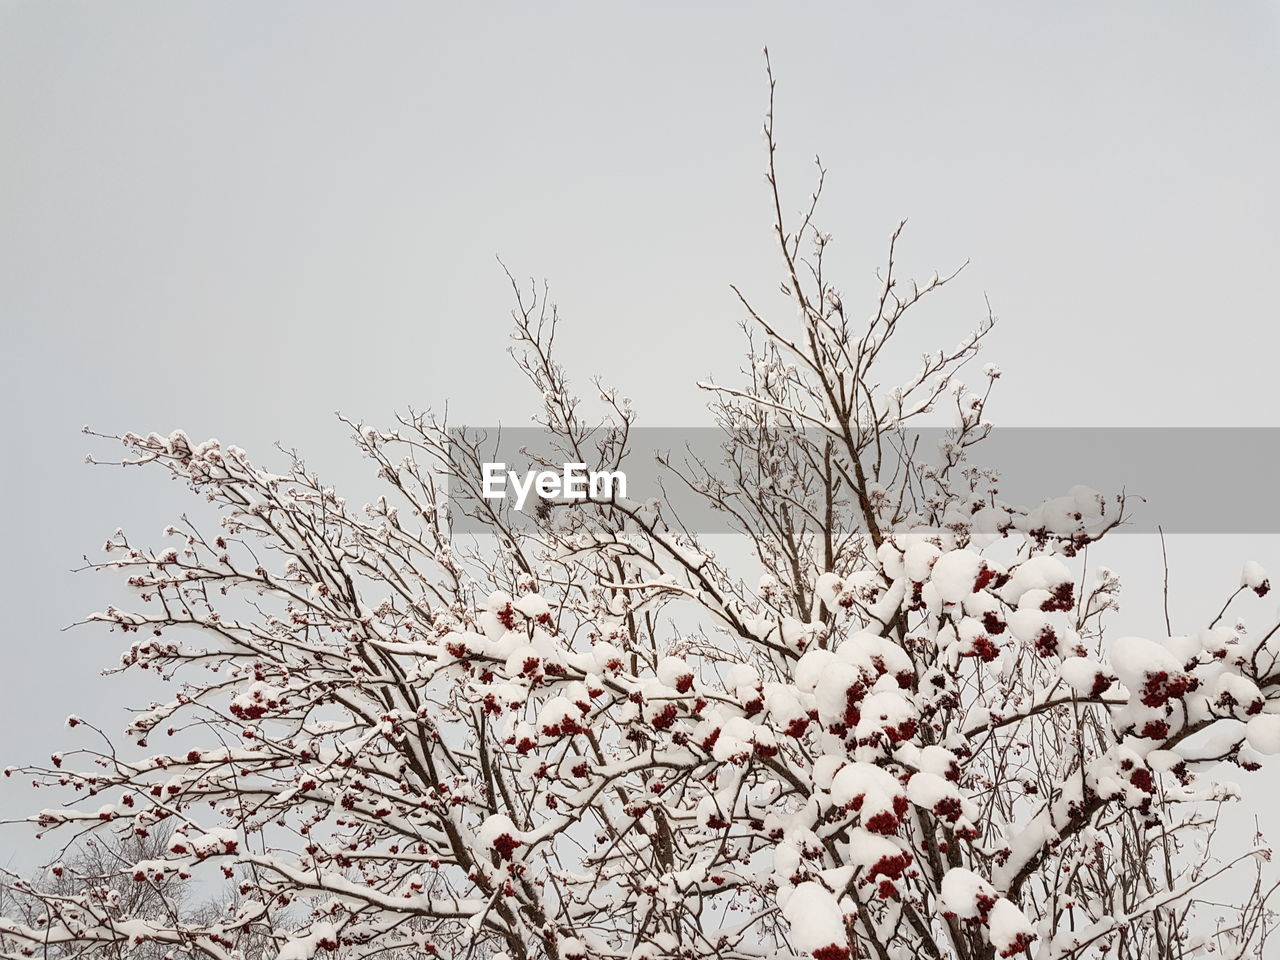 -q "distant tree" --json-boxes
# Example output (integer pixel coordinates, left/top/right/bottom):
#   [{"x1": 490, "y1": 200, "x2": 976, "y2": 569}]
[
  {"x1": 3, "y1": 56, "x2": 1277, "y2": 960},
  {"x1": 1, "y1": 832, "x2": 188, "y2": 959}
]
